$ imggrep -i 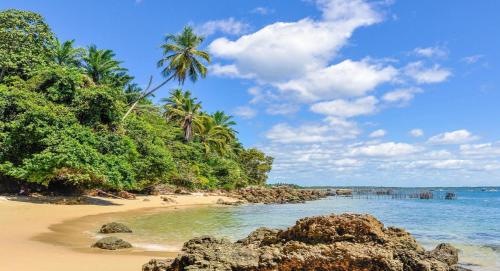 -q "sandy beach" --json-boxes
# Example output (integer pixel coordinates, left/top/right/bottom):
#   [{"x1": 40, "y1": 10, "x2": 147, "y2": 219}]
[{"x1": 0, "y1": 194, "x2": 236, "y2": 271}]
